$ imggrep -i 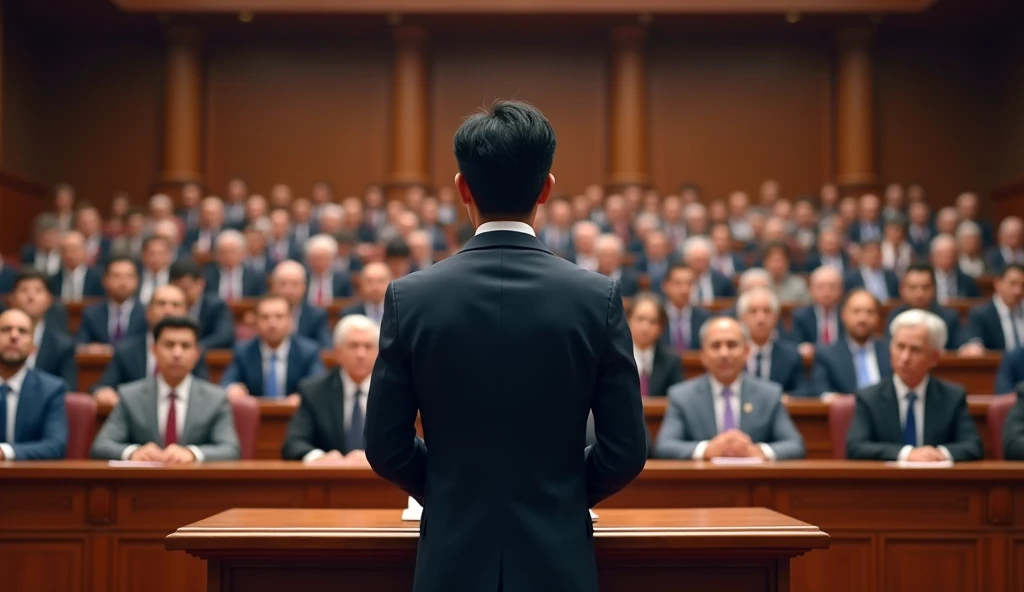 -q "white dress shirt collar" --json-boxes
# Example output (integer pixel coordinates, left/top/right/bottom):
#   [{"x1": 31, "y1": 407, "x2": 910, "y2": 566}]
[
  {"x1": 708, "y1": 375, "x2": 743, "y2": 400},
  {"x1": 475, "y1": 221, "x2": 537, "y2": 237},
  {"x1": 633, "y1": 345, "x2": 655, "y2": 375},
  {"x1": 993, "y1": 294, "x2": 1020, "y2": 318},
  {"x1": 260, "y1": 339, "x2": 291, "y2": 361},
  {"x1": 1, "y1": 366, "x2": 28, "y2": 455},
  {"x1": 1, "y1": 366, "x2": 29, "y2": 395},
  {"x1": 893, "y1": 373, "x2": 929, "y2": 400},
  {"x1": 157, "y1": 373, "x2": 193, "y2": 404}
]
